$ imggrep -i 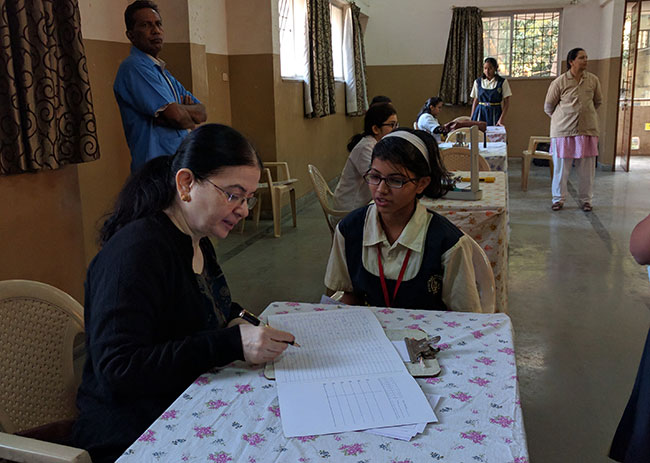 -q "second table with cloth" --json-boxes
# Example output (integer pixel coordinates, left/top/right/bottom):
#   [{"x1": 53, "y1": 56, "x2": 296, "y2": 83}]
[
  {"x1": 420, "y1": 171, "x2": 509, "y2": 313},
  {"x1": 116, "y1": 301, "x2": 528, "y2": 463}
]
